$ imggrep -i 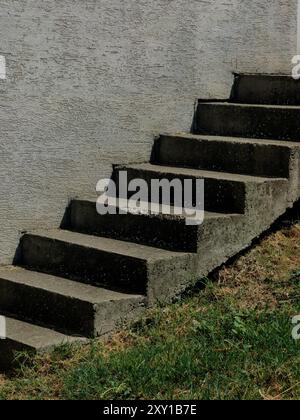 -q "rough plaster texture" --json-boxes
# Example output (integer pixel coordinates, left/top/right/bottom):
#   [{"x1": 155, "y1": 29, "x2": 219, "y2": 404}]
[{"x1": 0, "y1": 0, "x2": 297, "y2": 263}]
